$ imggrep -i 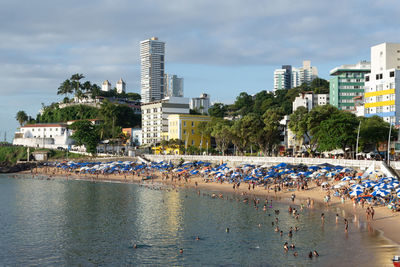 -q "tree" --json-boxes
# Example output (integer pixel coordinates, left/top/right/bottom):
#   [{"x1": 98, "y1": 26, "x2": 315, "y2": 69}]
[
  {"x1": 232, "y1": 92, "x2": 254, "y2": 116},
  {"x1": 197, "y1": 121, "x2": 211, "y2": 150},
  {"x1": 70, "y1": 120, "x2": 100, "y2": 154},
  {"x1": 208, "y1": 103, "x2": 227, "y2": 118},
  {"x1": 16, "y1": 110, "x2": 28, "y2": 126},
  {"x1": 57, "y1": 79, "x2": 73, "y2": 97},
  {"x1": 70, "y1": 73, "x2": 85, "y2": 100},
  {"x1": 314, "y1": 111, "x2": 359, "y2": 157},
  {"x1": 288, "y1": 106, "x2": 317, "y2": 153},
  {"x1": 310, "y1": 78, "x2": 329, "y2": 94},
  {"x1": 262, "y1": 109, "x2": 284, "y2": 156},
  {"x1": 210, "y1": 118, "x2": 232, "y2": 155},
  {"x1": 359, "y1": 116, "x2": 397, "y2": 153}
]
